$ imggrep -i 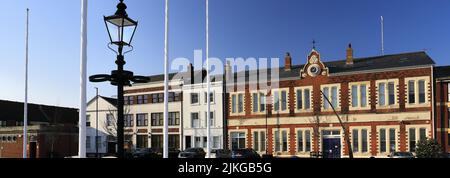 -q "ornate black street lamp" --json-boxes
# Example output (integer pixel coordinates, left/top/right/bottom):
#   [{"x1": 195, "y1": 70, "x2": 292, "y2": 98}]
[{"x1": 89, "y1": 0, "x2": 149, "y2": 158}]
